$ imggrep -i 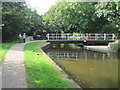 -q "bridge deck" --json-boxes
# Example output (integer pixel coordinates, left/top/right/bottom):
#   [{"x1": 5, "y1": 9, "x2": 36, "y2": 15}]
[
  {"x1": 47, "y1": 40, "x2": 115, "y2": 43},
  {"x1": 47, "y1": 40, "x2": 115, "y2": 45}
]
